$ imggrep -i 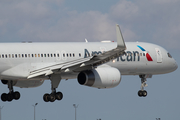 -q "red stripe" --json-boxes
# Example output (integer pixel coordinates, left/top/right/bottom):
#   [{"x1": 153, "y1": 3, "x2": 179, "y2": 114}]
[{"x1": 146, "y1": 53, "x2": 153, "y2": 61}]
